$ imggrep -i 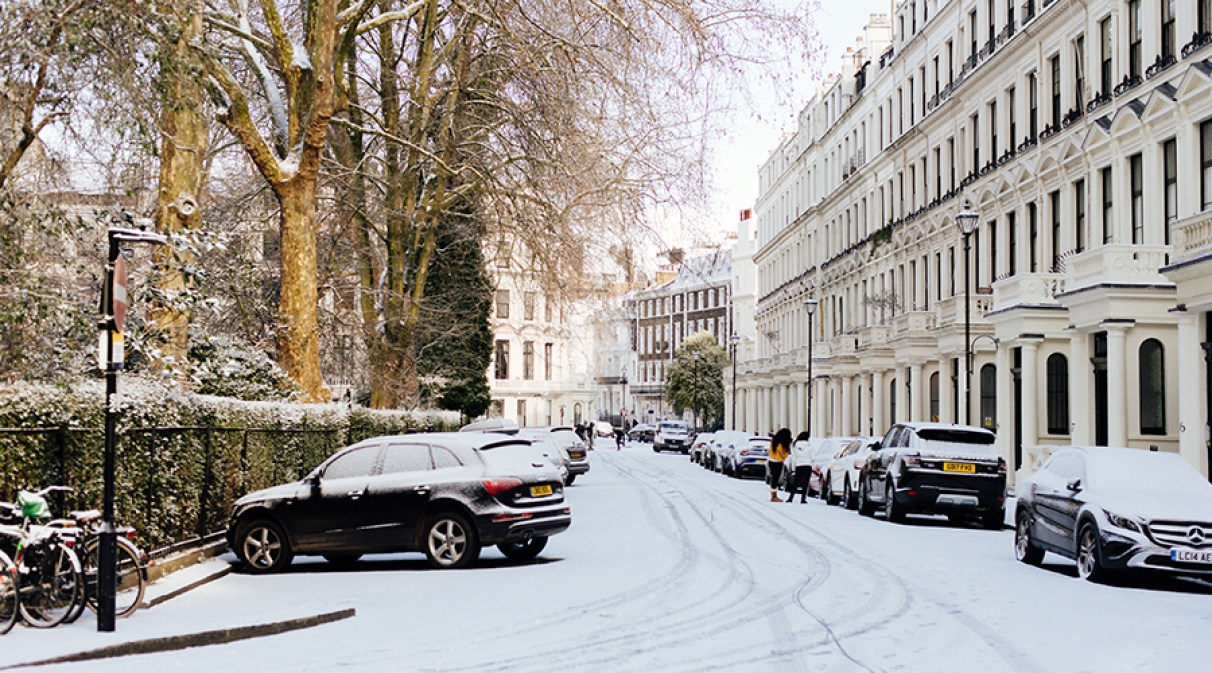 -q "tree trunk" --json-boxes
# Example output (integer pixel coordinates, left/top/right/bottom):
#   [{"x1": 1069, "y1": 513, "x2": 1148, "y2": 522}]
[{"x1": 275, "y1": 178, "x2": 327, "y2": 402}]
